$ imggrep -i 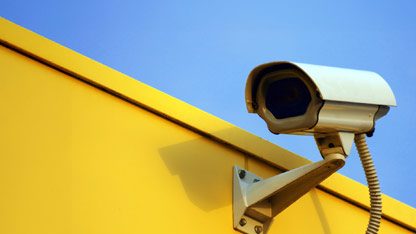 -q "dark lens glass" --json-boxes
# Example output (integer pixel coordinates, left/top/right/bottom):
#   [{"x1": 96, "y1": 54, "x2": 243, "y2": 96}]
[{"x1": 265, "y1": 78, "x2": 311, "y2": 119}]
